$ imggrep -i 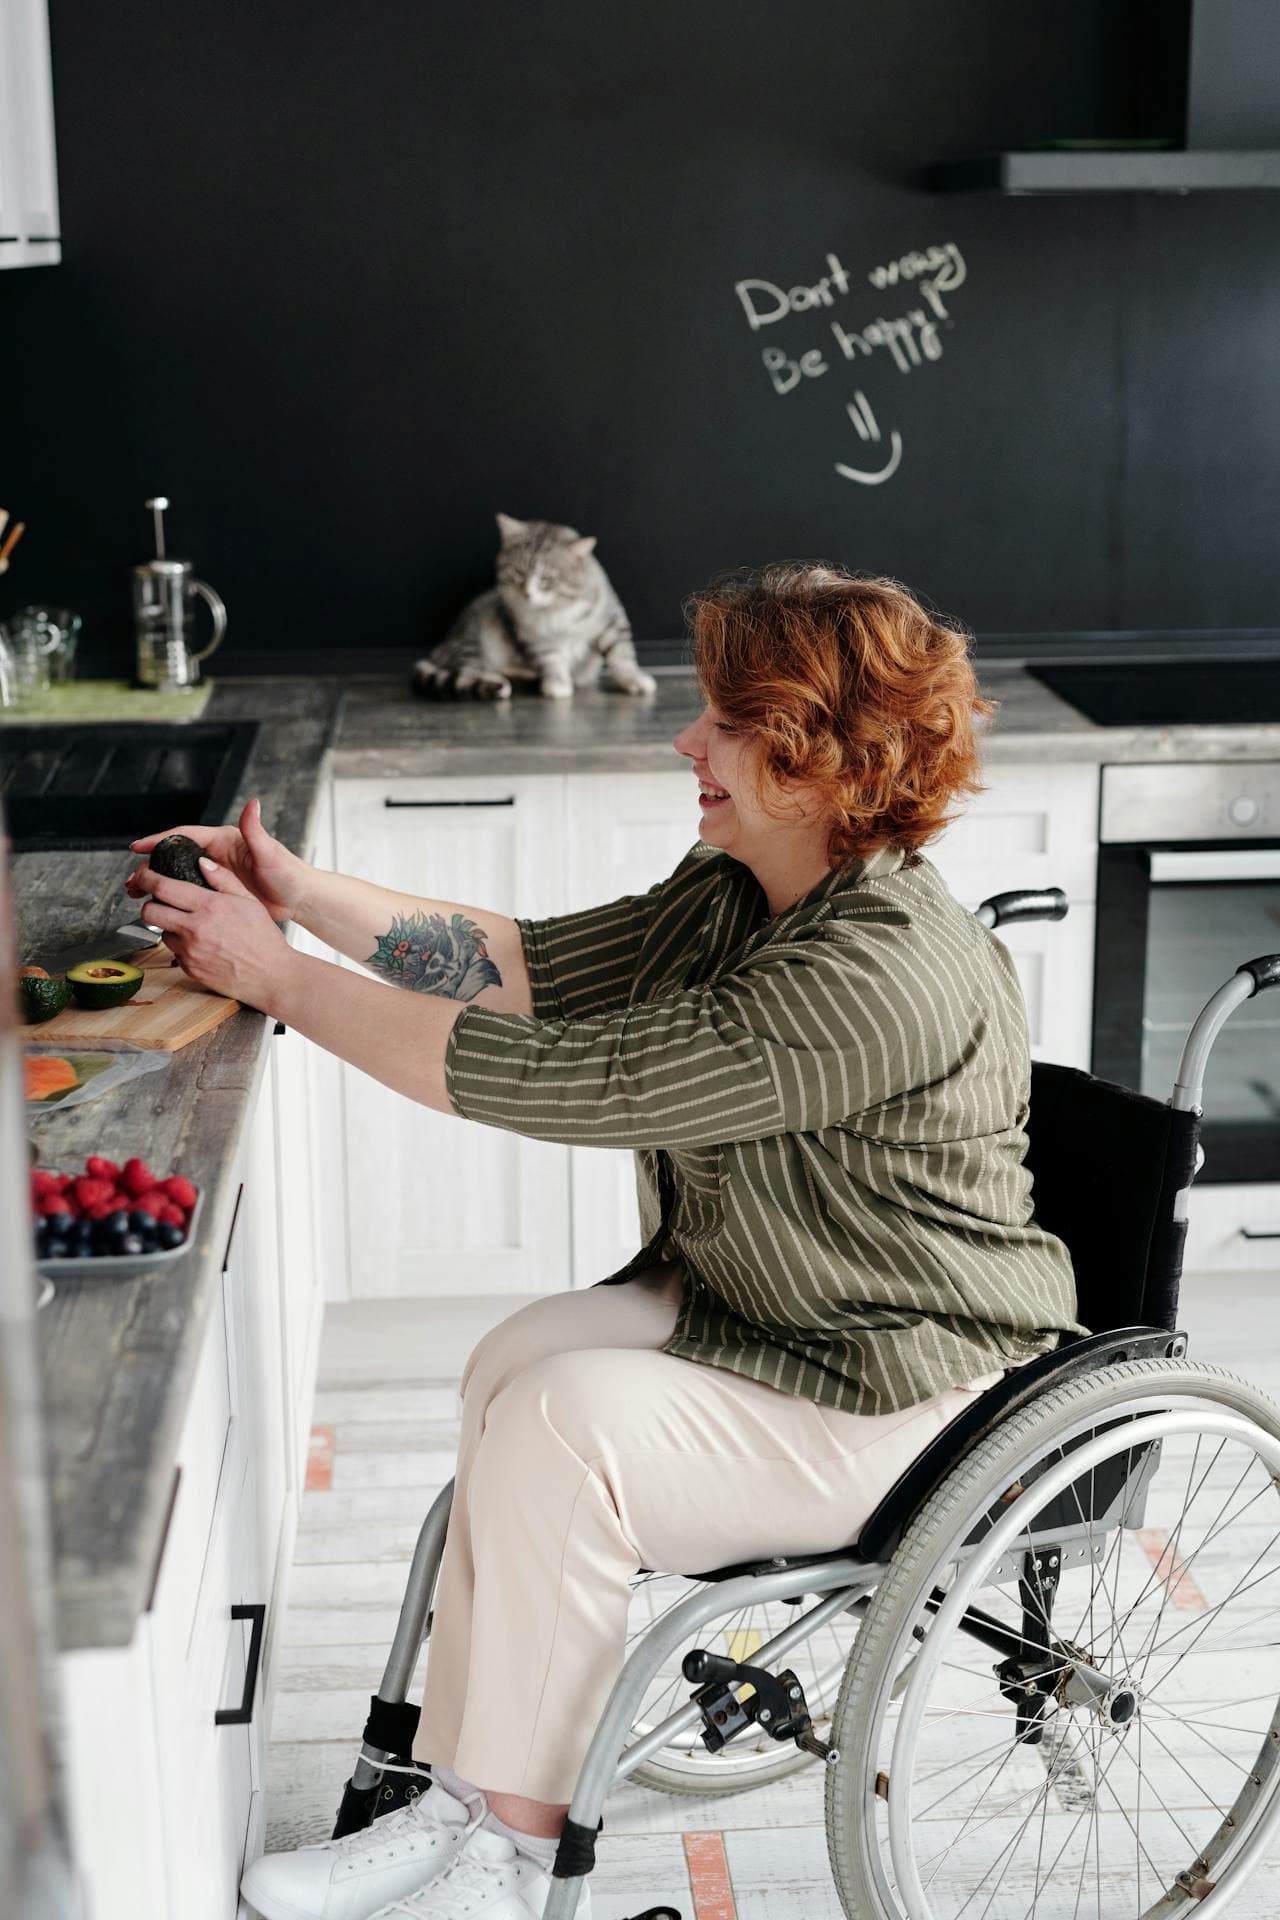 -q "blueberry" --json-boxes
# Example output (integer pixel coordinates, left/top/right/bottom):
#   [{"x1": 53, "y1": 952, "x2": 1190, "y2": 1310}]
[
  {"x1": 119, "y1": 1233, "x2": 146, "y2": 1256},
  {"x1": 44, "y1": 1235, "x2": 70, "y2": 1262},
  {"x1": 104, "y1": 1210, "x2": 130, "y2": 1238},
  {"x1": 34, "y1": 1219, "x2": 50, "y2": 1253},
  {"x1": 71, "y1": 1223, "x2": 95, "y2": 1255},
  {"x1": 156, "y1": 1221, "x2": 186, "y2": 1252},
  {"x1": 128, "y1": 1210, "x2": 156, "y2": 1233}
]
